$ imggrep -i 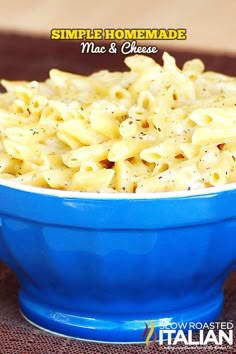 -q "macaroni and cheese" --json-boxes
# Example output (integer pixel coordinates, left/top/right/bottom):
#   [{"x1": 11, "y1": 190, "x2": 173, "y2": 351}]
[{"x1": 0, "y1": 53, "x2": 236, "y2": 192}]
